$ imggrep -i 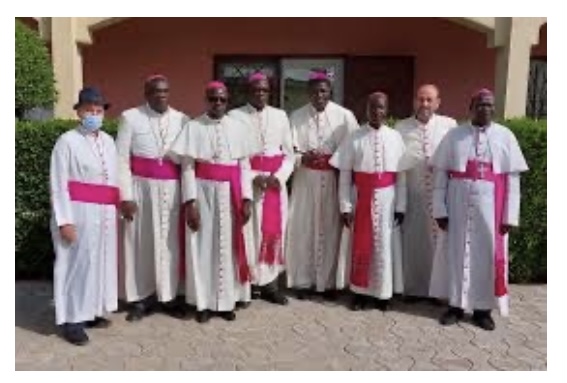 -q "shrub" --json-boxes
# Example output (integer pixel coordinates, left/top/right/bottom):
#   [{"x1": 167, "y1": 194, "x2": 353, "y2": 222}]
[
  {"x1": 505, "y1": 118, "x2": 547, "y2": 283},
  {"x1": 15, "y1": 20, "x2": 57, "y2": 118}
]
